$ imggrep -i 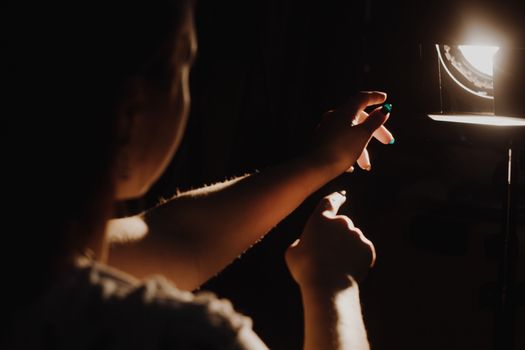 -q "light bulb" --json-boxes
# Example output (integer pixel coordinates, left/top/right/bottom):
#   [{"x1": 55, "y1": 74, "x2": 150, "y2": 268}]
[{"x1": 458, "y1": 45, "x2": 499, "y2": 76}]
